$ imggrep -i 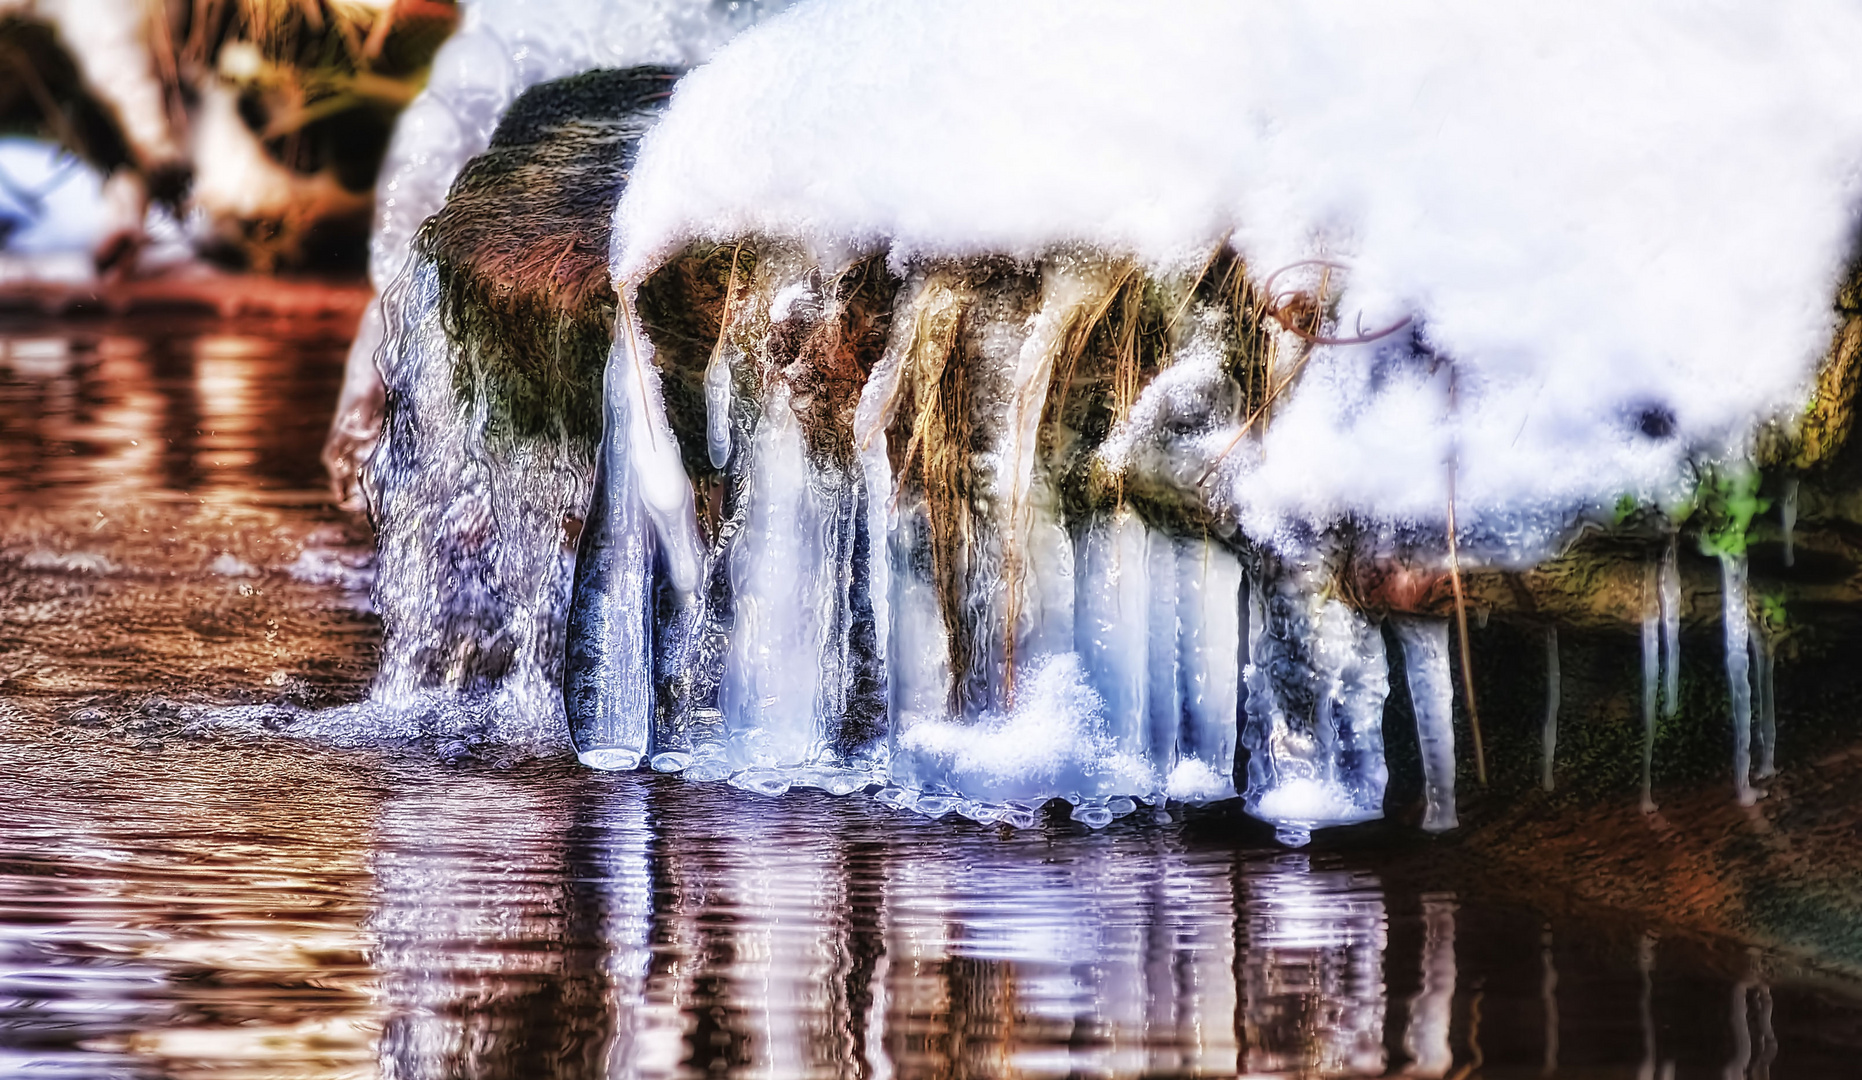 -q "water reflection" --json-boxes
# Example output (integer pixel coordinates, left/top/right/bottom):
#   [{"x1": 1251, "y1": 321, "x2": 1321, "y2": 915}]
[{"x1": 6, "y1": 320, "x2": 1862, "y2": 1079}]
